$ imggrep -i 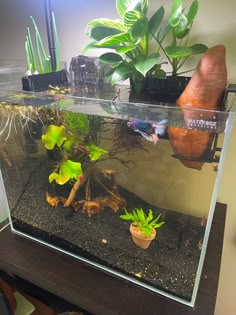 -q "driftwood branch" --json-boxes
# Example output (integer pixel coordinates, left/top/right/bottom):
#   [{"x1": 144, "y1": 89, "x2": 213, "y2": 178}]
[{"x1": 64, "y1": 178, "x2": 82, "y2": 207}]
